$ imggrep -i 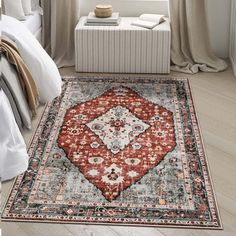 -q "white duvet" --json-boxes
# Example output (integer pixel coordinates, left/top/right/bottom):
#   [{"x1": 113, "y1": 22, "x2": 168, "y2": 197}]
[
  {"x1": 1, "y1": 15, "x2": 62, "y2": 103},
  {"x1": 0, "y1": 15, "x2": 62, "y2": 181},
  {"x1": 0, "y1": 90, "x2": 29, "y2": 181}
]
